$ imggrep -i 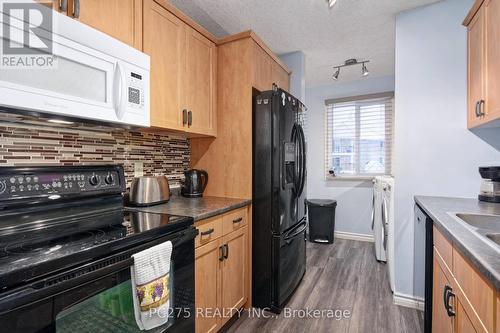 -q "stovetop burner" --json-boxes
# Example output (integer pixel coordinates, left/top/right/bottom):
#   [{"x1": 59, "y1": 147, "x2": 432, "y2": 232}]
[
  {"x1": 0, "y1": 206, "x2": 192, "y2": 291},
  {"x1": 4, "y1": 230, "x2": 98, "y2": 255}
]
